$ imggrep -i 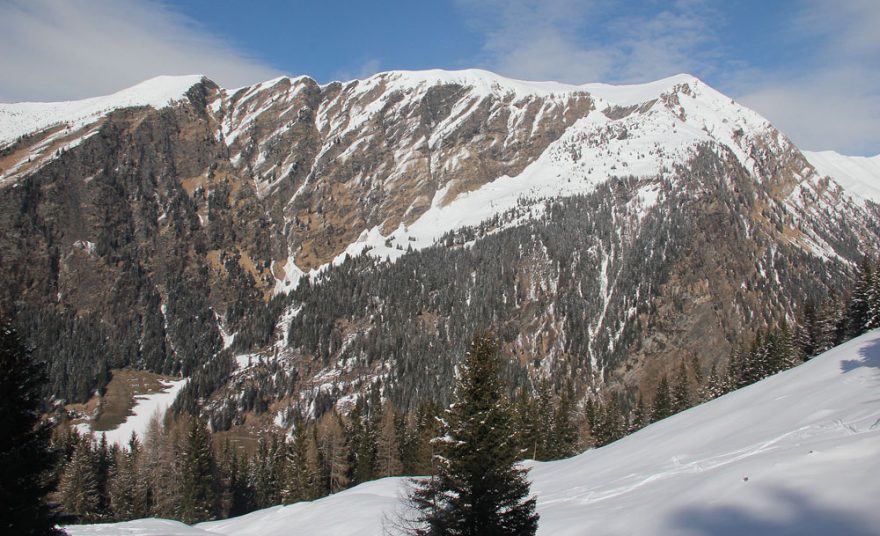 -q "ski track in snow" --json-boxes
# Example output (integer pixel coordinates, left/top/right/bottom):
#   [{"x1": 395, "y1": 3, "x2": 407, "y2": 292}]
[{"x1": 67, "y1": 330, "x2": 880, "y2": 536}]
